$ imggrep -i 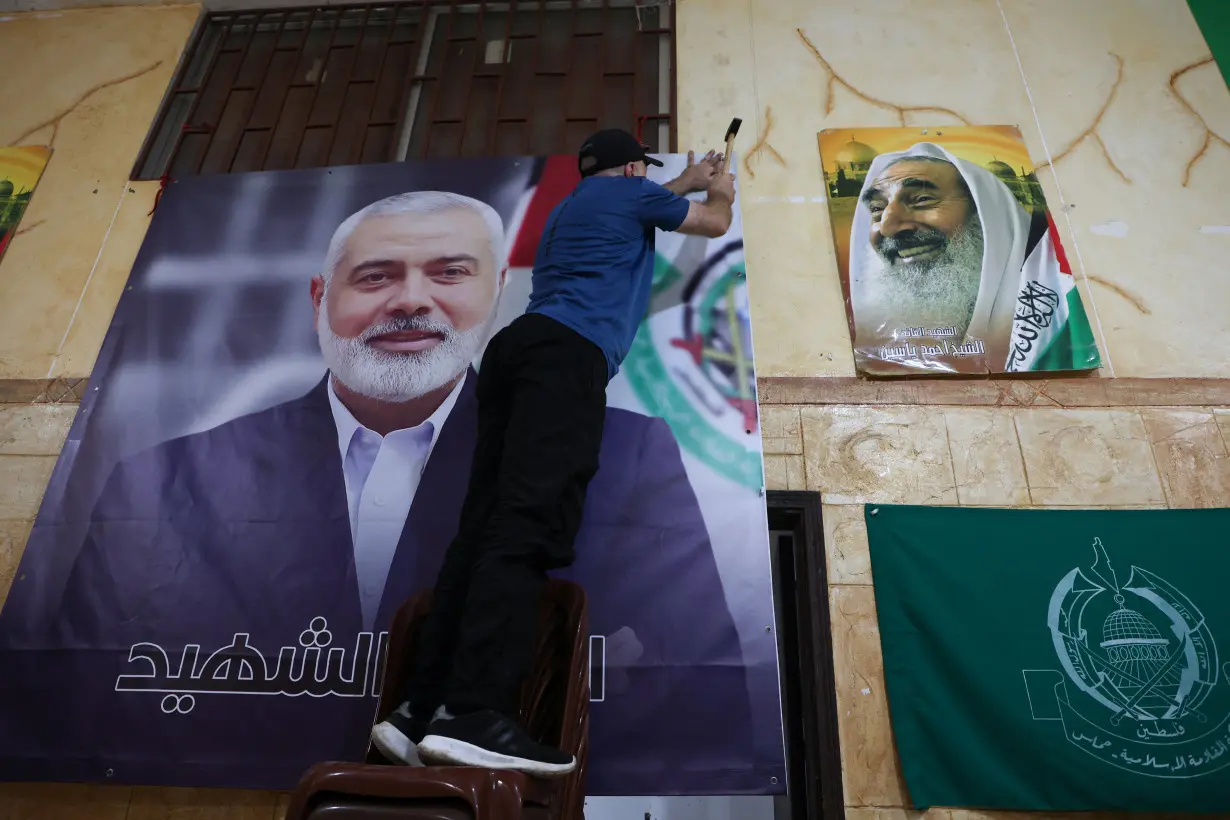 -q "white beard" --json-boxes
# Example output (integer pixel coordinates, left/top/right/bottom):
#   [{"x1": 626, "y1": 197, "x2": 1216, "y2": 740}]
[
  {"x1": 857, "y1": 215, "x2": 985, "y2": 340},
  {"x1": 317, "y1": 294, "x2": 498, "y2": 403}
]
